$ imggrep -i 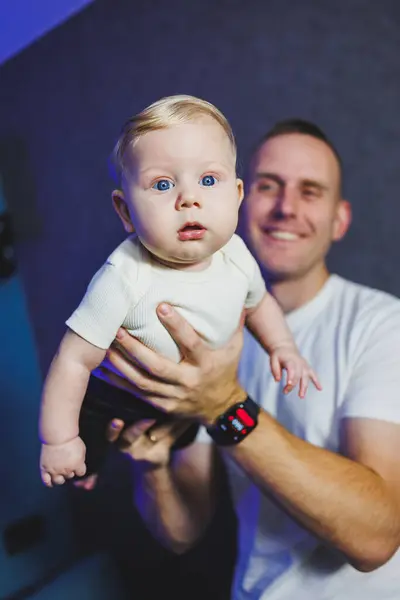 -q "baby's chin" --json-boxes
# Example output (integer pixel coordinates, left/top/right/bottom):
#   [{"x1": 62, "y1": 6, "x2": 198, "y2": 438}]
[
  {"x1": 139, "y1": 240, "x2": 214, "y2": 271},
  {"x1": 153, "y1": 252, "x2": 213, "y2": 272}
]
